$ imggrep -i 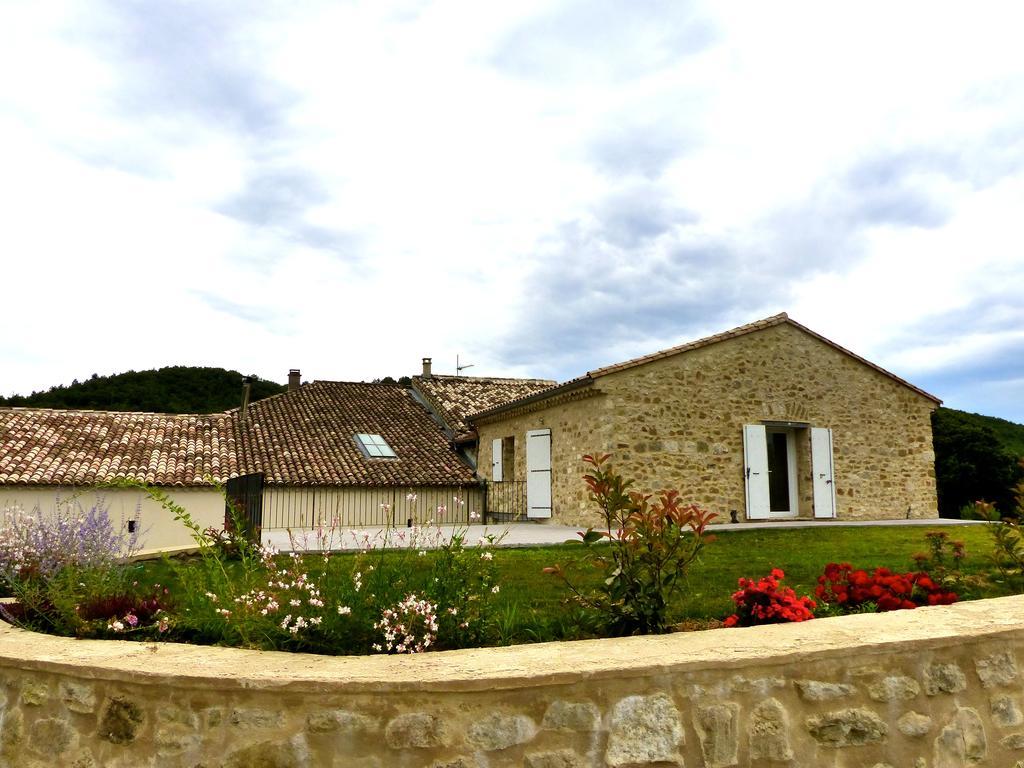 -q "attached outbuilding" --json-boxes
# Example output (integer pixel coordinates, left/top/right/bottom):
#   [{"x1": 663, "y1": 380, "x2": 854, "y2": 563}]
[
  {"x1": 233, "y1": 380, "x2": 482, "y2": 530},
  {"x1": 470, "y1": 313, "x2": 942, "y2": 526},
  {"x1": 0, "y1": 408, "x2": 237, "y2": 550}
]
